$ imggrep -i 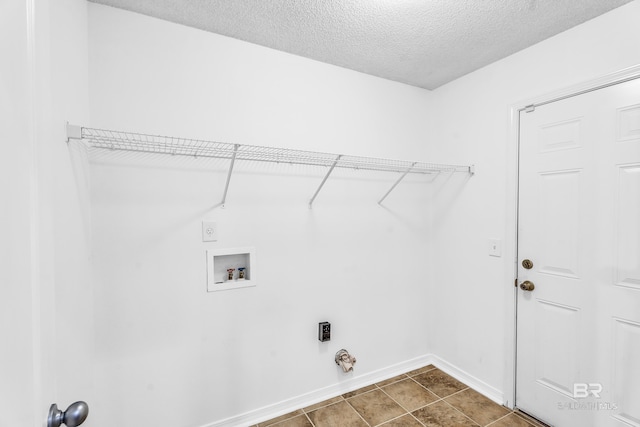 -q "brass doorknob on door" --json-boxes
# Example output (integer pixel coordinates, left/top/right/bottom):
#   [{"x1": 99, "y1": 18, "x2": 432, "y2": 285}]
[{"x1": 520, "y1": 281, "x2": 535, "y2": 291}]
